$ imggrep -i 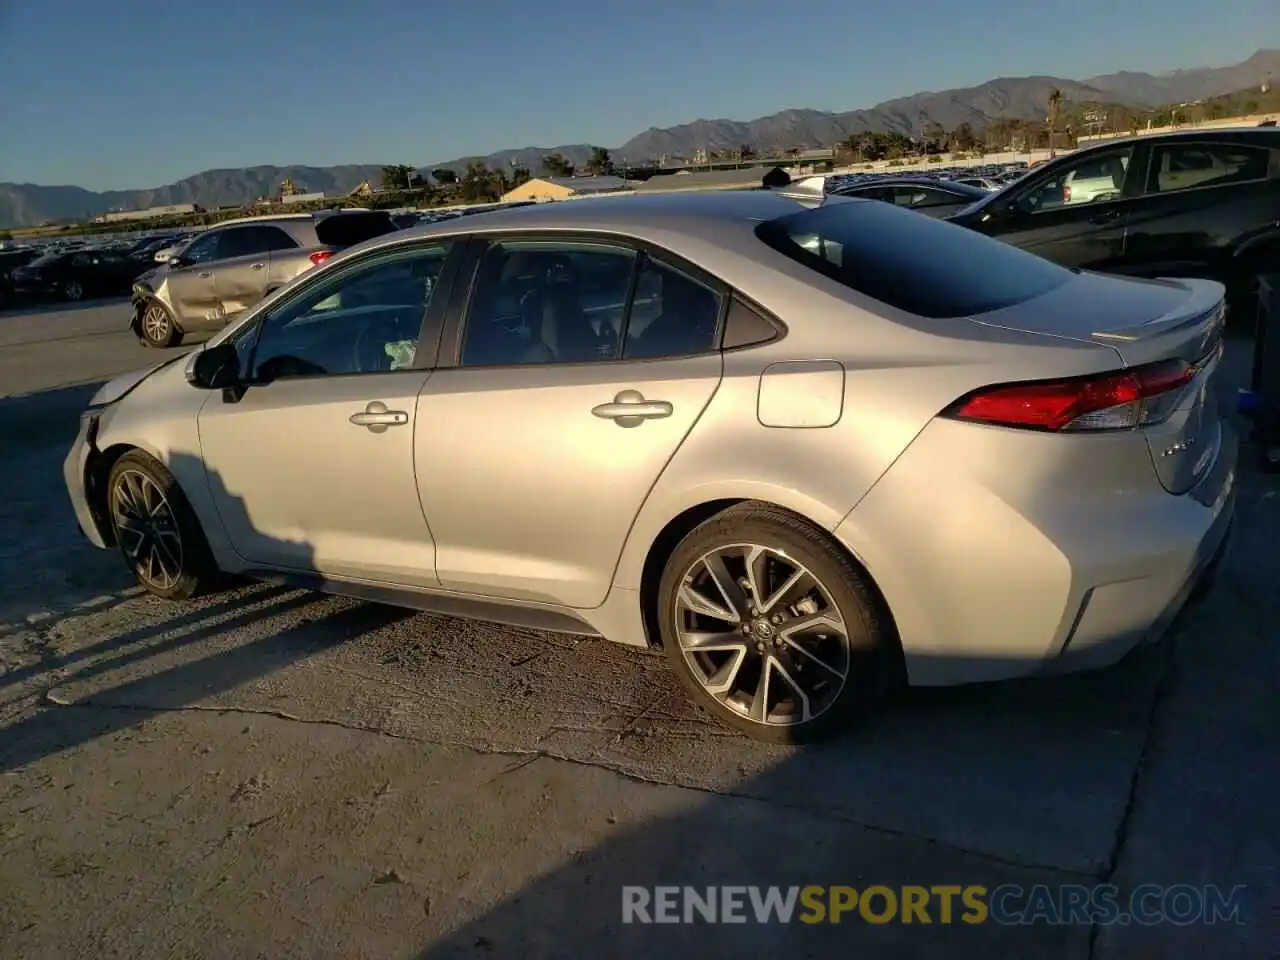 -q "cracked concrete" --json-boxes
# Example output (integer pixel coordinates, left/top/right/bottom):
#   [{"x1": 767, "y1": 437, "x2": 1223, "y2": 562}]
[{"x1": 0, "y1": 302, "x2": 1275, "y2": 958}]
